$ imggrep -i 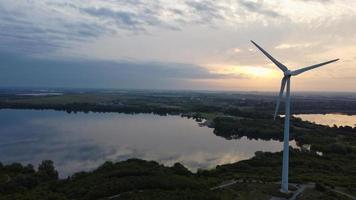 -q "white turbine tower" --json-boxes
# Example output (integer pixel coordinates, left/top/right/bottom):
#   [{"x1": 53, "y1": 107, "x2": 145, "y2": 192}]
[{"x1": 250, "y1": 40, "x2": 339, "y2": 193}]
